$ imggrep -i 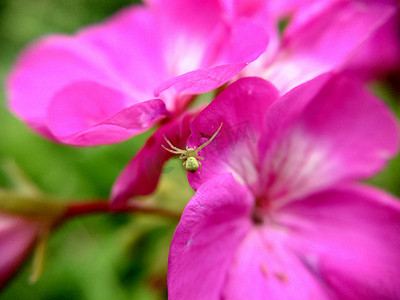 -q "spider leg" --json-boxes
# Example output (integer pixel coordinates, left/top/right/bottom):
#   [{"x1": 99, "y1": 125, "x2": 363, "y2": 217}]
[
  {"x1": 179, "y1": 153, "x2": 187, "y2": 160},
  {"x1": 163, "y1": 135, "x2": 185, "y2": 153},
  {"x1": 196, "y1": 123, "x2": 223, "y2": 152},
  {"x1": 161, "y1": 144, "x2": 183, "y2": 155},
  {"x1": 197, "y1": 156, "x2": 204, "y2": 160}
]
